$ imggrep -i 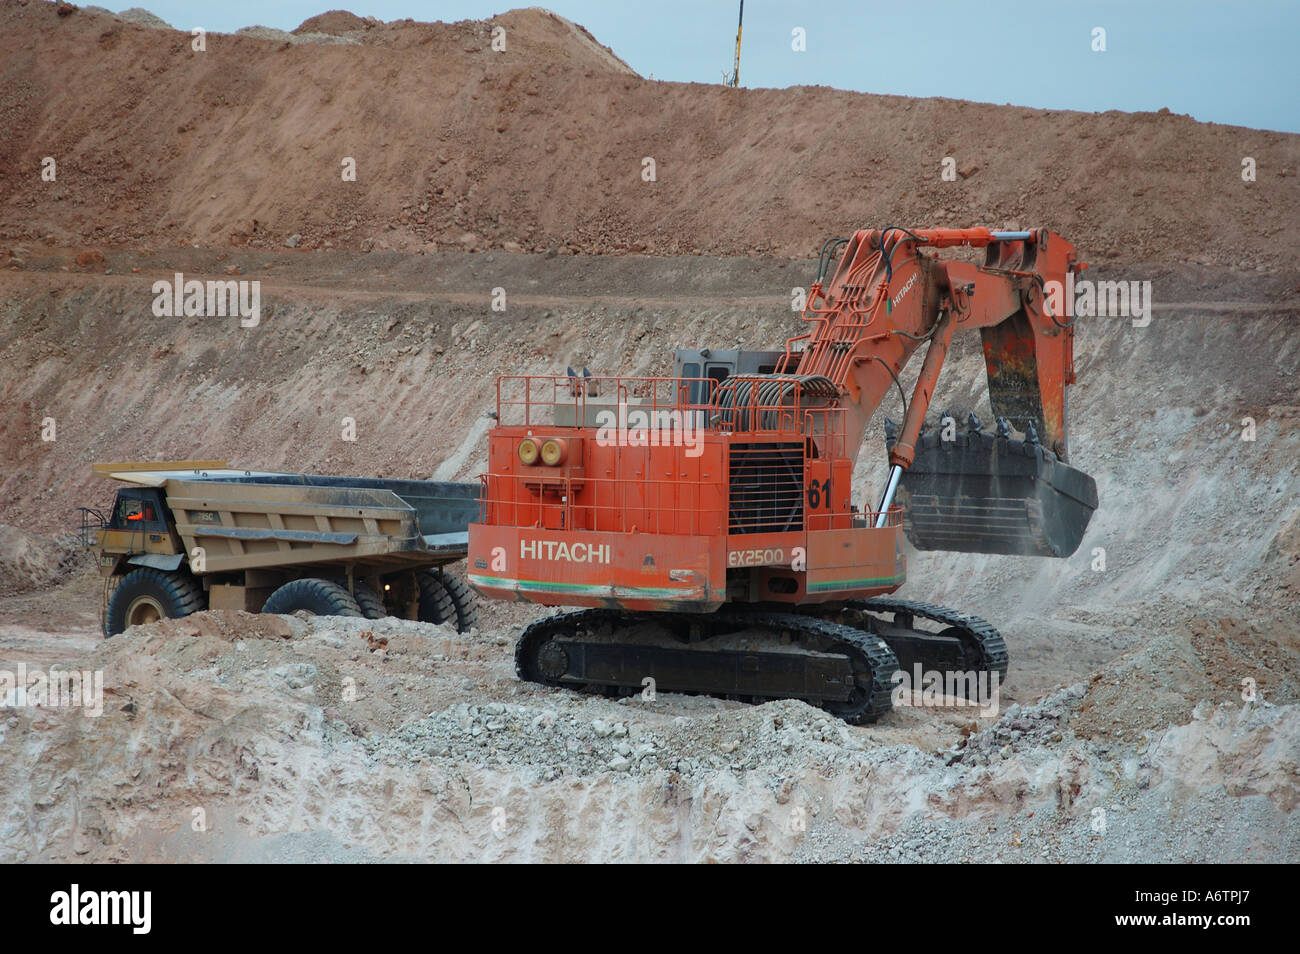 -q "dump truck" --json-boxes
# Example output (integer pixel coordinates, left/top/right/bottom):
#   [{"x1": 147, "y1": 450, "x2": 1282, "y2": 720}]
[{"x1": 84, "y1": 461, "x2": 480, "y2": 636}]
